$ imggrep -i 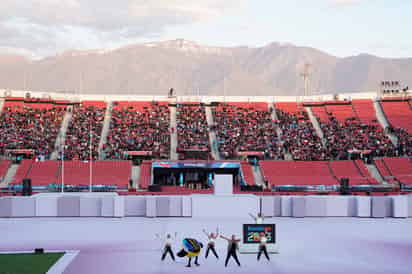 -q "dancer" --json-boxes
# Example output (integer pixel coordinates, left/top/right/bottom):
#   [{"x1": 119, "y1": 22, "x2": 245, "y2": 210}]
[
  {"x1": 156, "y1": 232, "x2": 177, "y2": 261},
  {"x1": 203, "y1": 227, "x2": 219, "y2": 259},
  {"x1": 220, "y1": 234, "x2": 241, "y2": 267},
  {"x1": 249, "y1": 212, "x2": 265, "y2": 224},
  {"x1": 257, "y1": 232, "x2": 270, "y2": 261},
  {"x1": 177, "y1": 238, "x2": 203, "y2": 267}
]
